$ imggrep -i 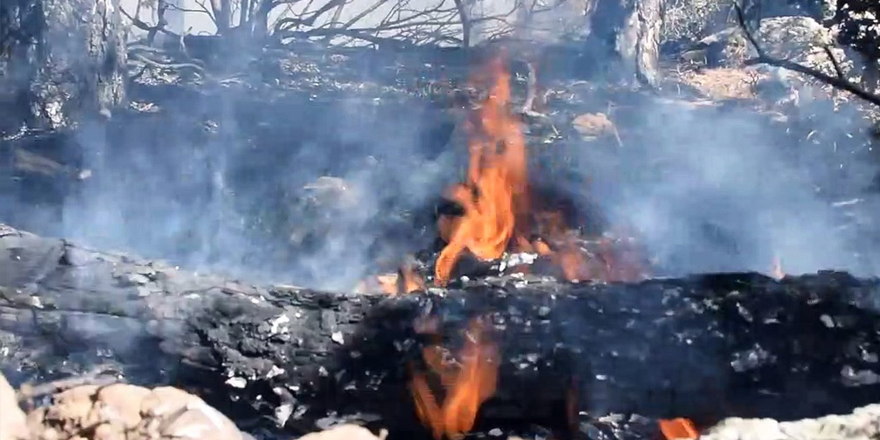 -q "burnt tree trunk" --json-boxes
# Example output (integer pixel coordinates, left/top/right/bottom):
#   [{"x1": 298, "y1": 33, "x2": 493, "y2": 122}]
[
  {"x1": 1, "y1": 223, "x2": 879, "y2": 438},
  {"x1": 586, "y1": 0, "x2": 666, "y2": 88},
  {"x1": 0, "y1": 0, "x2": 126, "y2": 133}
]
